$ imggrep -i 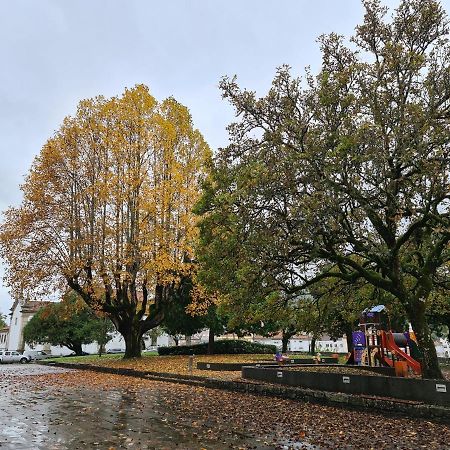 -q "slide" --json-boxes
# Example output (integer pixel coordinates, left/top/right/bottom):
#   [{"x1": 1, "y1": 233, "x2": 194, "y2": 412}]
[{"x1": 381, "y1": 331, "x2": 421, "y2": 375}]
